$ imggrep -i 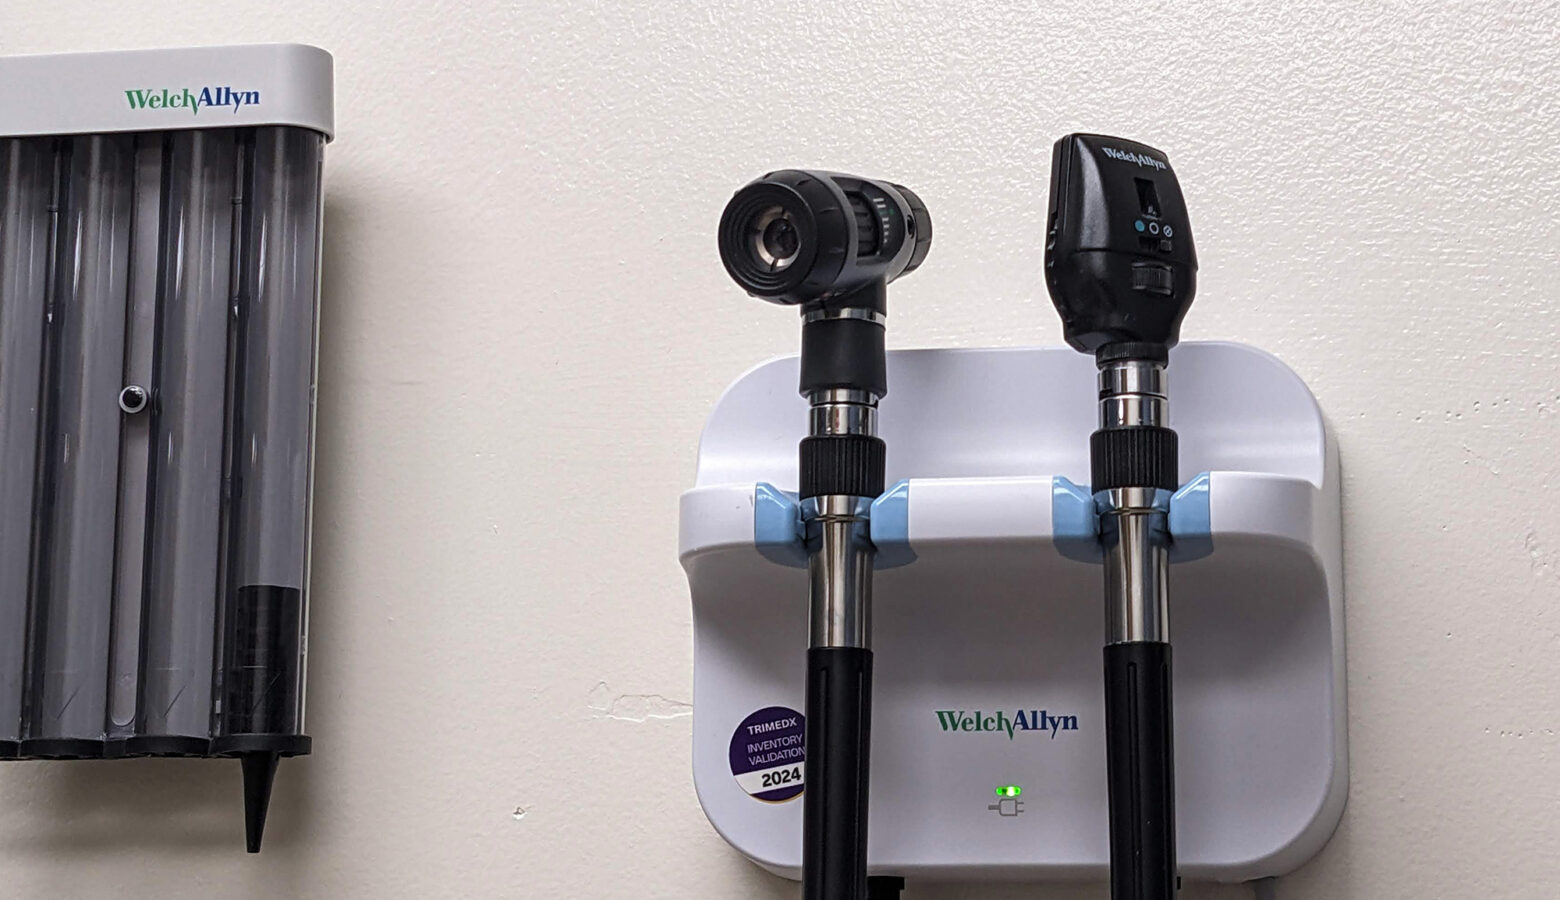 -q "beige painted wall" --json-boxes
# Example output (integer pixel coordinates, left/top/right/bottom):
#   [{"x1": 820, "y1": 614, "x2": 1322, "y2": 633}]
[{"x1": 3, "y1": 1, "x2": 1559, "y2": 897}]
